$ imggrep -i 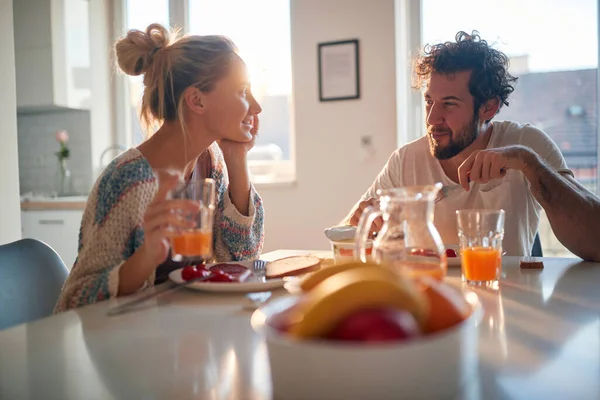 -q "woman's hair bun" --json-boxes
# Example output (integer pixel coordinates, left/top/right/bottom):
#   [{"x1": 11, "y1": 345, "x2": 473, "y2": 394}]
[{"x1": 115, "y1": 23, "x2": 172, "y2": 76}]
